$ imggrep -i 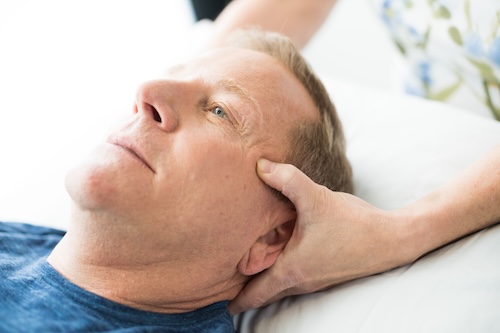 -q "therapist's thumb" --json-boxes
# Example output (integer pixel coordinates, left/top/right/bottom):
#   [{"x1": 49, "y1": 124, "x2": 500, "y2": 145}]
[{"x1": 257, "y1": 159, "x2": 316, "y2": 209}]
